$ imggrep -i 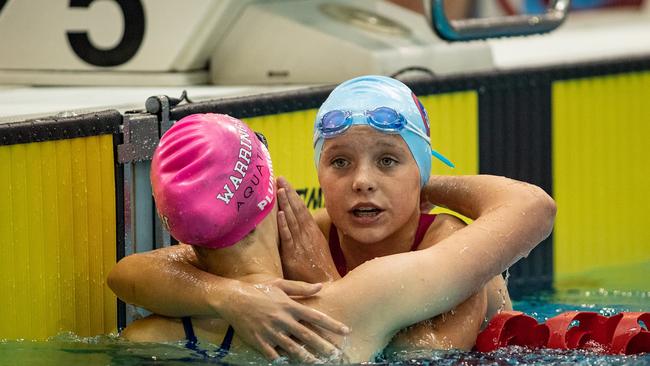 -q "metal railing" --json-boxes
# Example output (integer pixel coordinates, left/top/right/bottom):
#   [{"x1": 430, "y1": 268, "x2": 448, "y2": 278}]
[{"x1": 430, "y1": 0, "x2": 571, "y2": 41}]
